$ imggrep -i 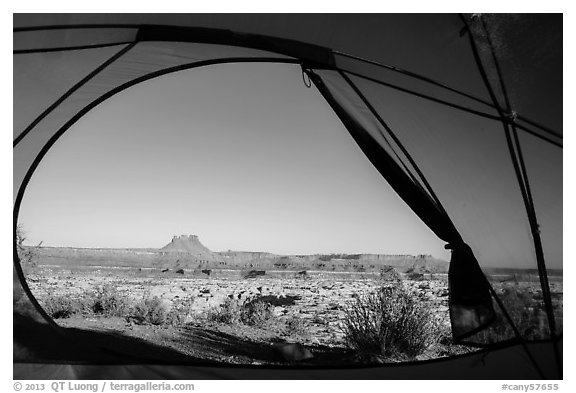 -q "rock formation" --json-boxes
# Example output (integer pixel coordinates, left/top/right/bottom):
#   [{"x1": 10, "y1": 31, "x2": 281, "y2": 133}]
[{"x1": 161, "y1": 235, "x2": 214, "y2": 258}]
